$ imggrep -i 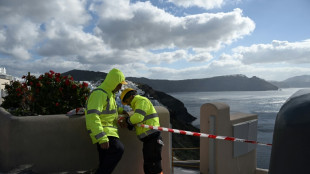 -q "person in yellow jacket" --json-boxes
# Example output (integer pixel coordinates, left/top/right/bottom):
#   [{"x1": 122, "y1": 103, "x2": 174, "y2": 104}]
[
  {"x1": 119, "y1": 88, "x2": 163, "y2": 174},
  {"x1": 85, "y1": 68, "x2": 127, "y2": 174}
]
